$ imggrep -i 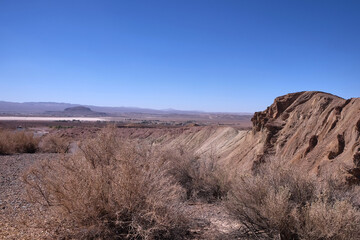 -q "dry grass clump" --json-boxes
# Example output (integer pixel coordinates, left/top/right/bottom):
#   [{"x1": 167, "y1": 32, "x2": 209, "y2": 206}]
[
  {"x1": 294, "y1": 196, "x2": 360, "y2": 240},
  {"x1": 0, "y1": 130, "x2": 39, "y2": 155},
  {"x1": 23, "y1": 128, "x2": 189, "y2": 240},
  {"x1": 160, "y1": 147, "x2": 229, "y2": 202},
  {"x1": 227, "y1": 159, "x2": 360, "y2": 240},
  {"x1": 39, "y1": 134, "x2": 71, "y2": 153}
]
